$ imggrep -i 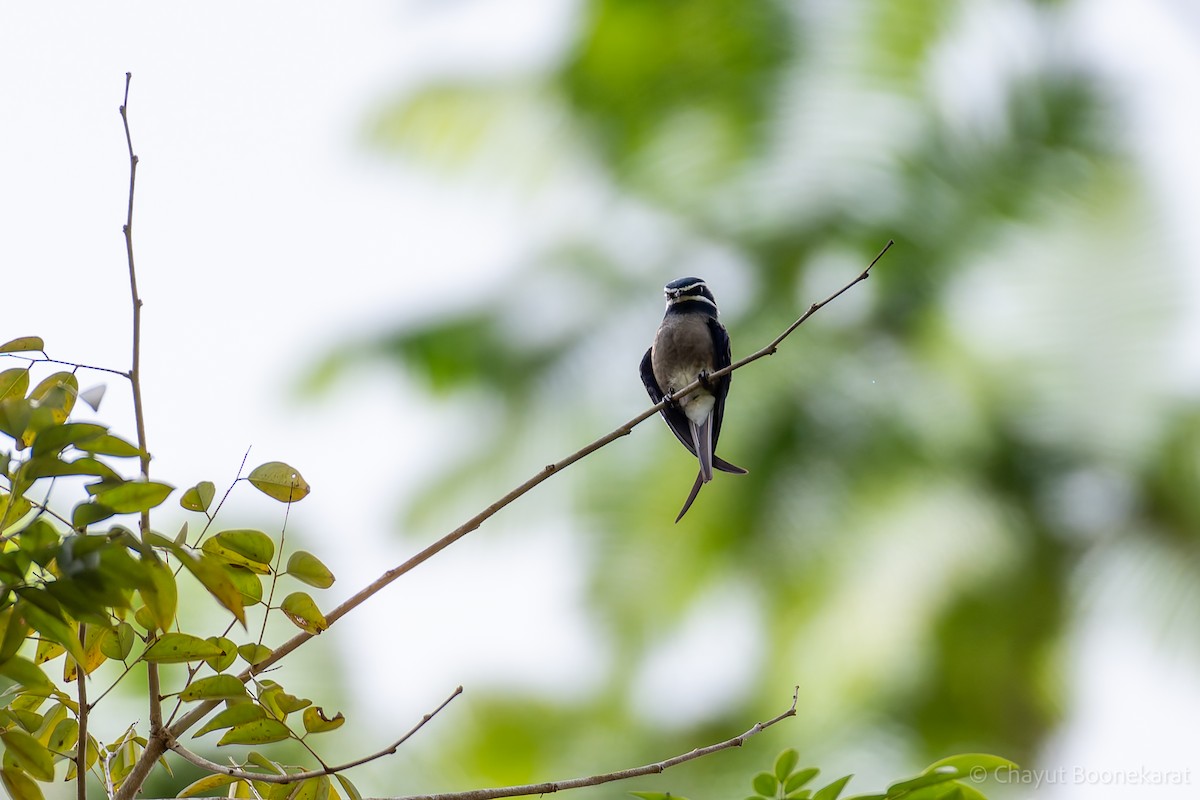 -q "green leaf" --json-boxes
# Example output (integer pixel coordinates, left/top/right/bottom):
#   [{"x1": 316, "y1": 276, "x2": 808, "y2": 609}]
[
  {"x1": 0, "y1": 337, "x2": 44, "y2": 354},
  {"x1": 238, "y1": 643, "x2": 273, "y2": 667},
  {"x1": 16, "y1": 596, "x2": 86, "y2": 666},
  {"x1": 180, "y1": 481, "x2": 216, "y2": 512},
  {"x1": 812, "y1": 776, "x2": 853, "y2": 800},
  {"x1": 202, "y1": 531, "x2": 273, "y2": 574},
  {"x1": 753, "y1": 772, "x2": 780, "y2": 797},
  {"x1": 179, "y1": 674, "x2": 249, "y2": 702},
  {"x1": 247, "y1": 461, "x2": 311, "y2": 503},
  {"x1": 175, "y1": 551, "x2": 246, "y2": 626},
  {"x1": 217, "y1": 718, "x2": 291, "y2": 746},
  {"x1": 179, "y1": 773, "x2": 241, "y2": 798},
  {"x1": 142, "y1": 632, "x2": 225, "y2": 664},
  {"x1": 23, "y1": 455, "x2": 120, "y2": 482},
  {"x1": 99, "y1": 621, "x2": 136, "y2": 660},
  {"x1": 0, "y1": 369, "x2": 30, "y2": 400},
  {"x1": 0, "y1": 767, "x2": 44, "y2": 800},
  {"x1": 334, "y1": 774, "x2": 364, "y2": 800},
  {"x1": 29, "y1": 422, "x2": 107, "y2": 458},
  {"x1": 29, "y1": 372, "x2": 77, "y2": 424},
  {"x1": 301, "y1": 706, "x2": 345, "y2": 734},
  {"x1": 0, "y1": 490, "x2": 33, "y2": 530},
  {"x1": 204, "y1": 636, "x2": 238, "y2": 672},
  {"x1": 290, "y1": 777, "x2": 333, "y2": 800},
  {"x1": 0, "y1": 657, "x2": 53, "y2": 693},
  {"x1": 71, "y1": 502, "x2": 116, "y2": 529},
  {"x1": 138, "y1": 559, "x2": 177, "y2": 633},
  {"x1": 786, "y1": 768, "x2": 820, "y2": 793},
  {"x1": 227, "y1": 565, "x2": 264, "y2": 607},
  {"x1": 775, "y1": 749, "x2": 801, "y2": 782},
  {"x1": 923, "y1": 754, "x2": 1017, "y2": 776},
  {"x1": 286, "y1": 551, "x2": 335, "y2": 589},
  {"x1": 629, "y1": 794, "x2": 682, "y2": 800},
  {"x1": 92, "y1": 480, "x2": 174, "y2": 514},
  {"x1": 78, "y1": 434, "x2": 143, "y2": 458},
  {"x1": 194, "y1": 703, "x2": 267, "y2": 737},
  {"x1": 280, "y1": 592, "x2": 328, "y2": 634},
  {"x1": 0, "y1": 606, "x2": 31, "y2": 663},
  {"x1": 46, "y1": 718, "x2": 79, "y2": 753},
  {"x1": 0, "y1": 729, "x2": 55, "y2": 781}
]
